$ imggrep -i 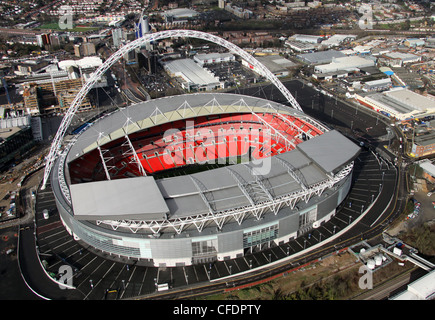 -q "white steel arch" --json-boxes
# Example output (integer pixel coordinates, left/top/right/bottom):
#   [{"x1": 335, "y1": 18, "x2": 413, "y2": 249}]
[{"x1": 41, "y1": 29, "x2": 302, "y2": 189}]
